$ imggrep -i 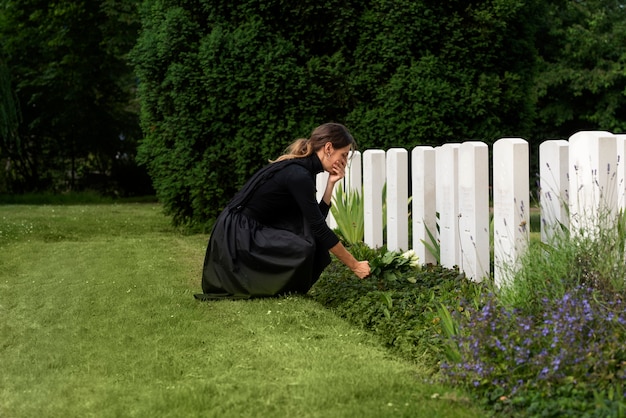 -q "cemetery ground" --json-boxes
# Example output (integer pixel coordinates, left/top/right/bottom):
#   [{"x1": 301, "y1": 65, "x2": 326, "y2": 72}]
[{"x1": 0, "y1": 203, "x2": 484, "y2": 418}]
